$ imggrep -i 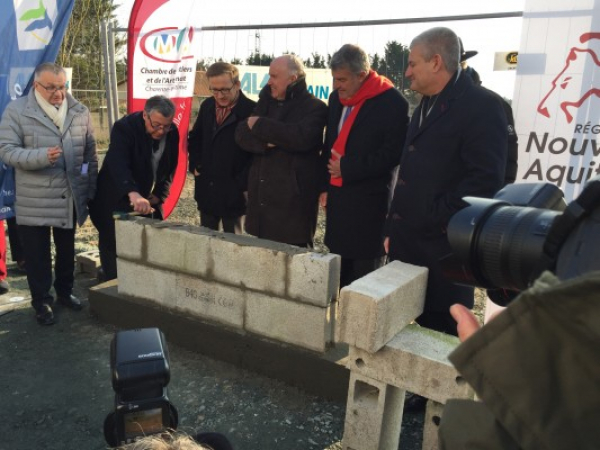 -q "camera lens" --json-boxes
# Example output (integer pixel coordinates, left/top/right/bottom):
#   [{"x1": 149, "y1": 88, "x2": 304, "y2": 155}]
[{"x1": 448, "y1": 198, "x2": 561, "y2": 291}]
